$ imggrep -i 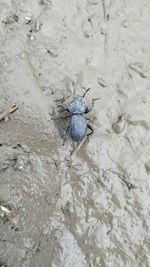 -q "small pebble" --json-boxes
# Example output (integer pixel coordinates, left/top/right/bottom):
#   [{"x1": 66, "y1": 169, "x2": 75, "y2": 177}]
[{"x1": 112, "y1": 113, "x2": 126, "y2": 134}]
